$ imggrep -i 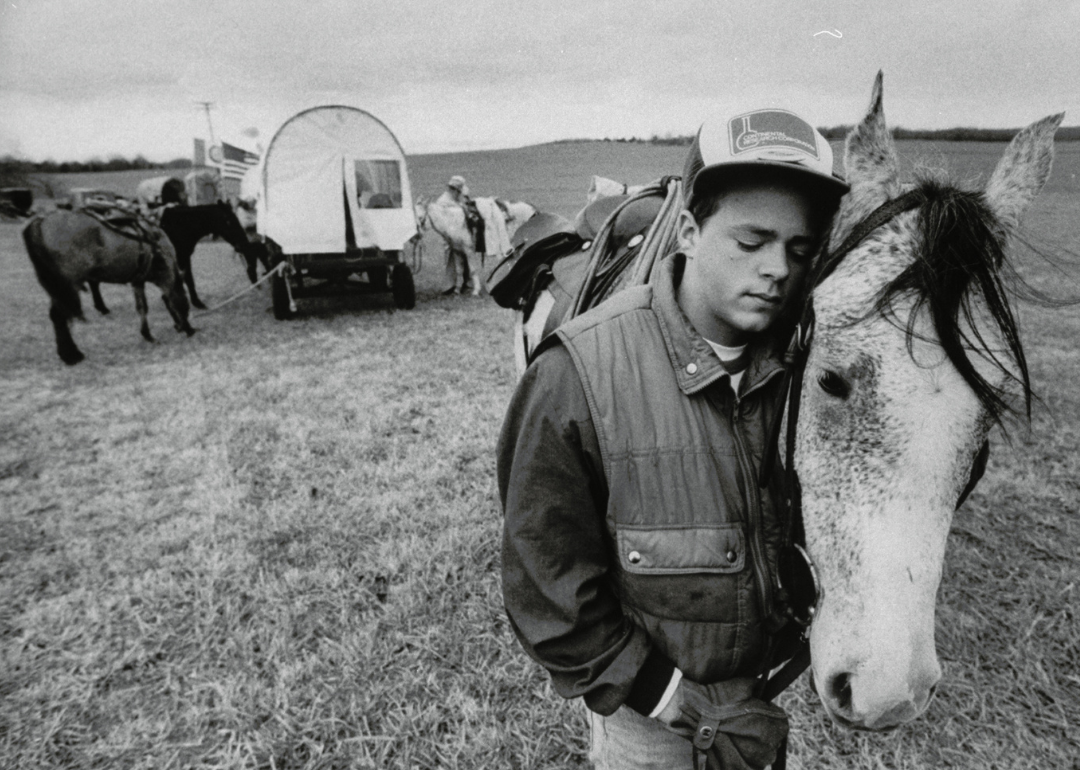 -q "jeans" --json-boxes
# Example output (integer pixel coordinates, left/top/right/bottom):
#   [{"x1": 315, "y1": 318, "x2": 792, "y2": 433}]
[{"x1": 587, "y1": 703, "x2": 695, "y2": 770}]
